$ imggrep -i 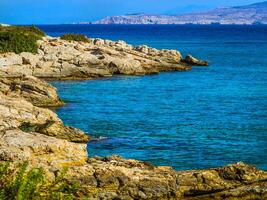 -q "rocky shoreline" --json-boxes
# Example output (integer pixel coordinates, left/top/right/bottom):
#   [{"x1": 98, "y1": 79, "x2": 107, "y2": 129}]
[{"x1": 0, "y1": 36, "x2": 266, "y2": 199}]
